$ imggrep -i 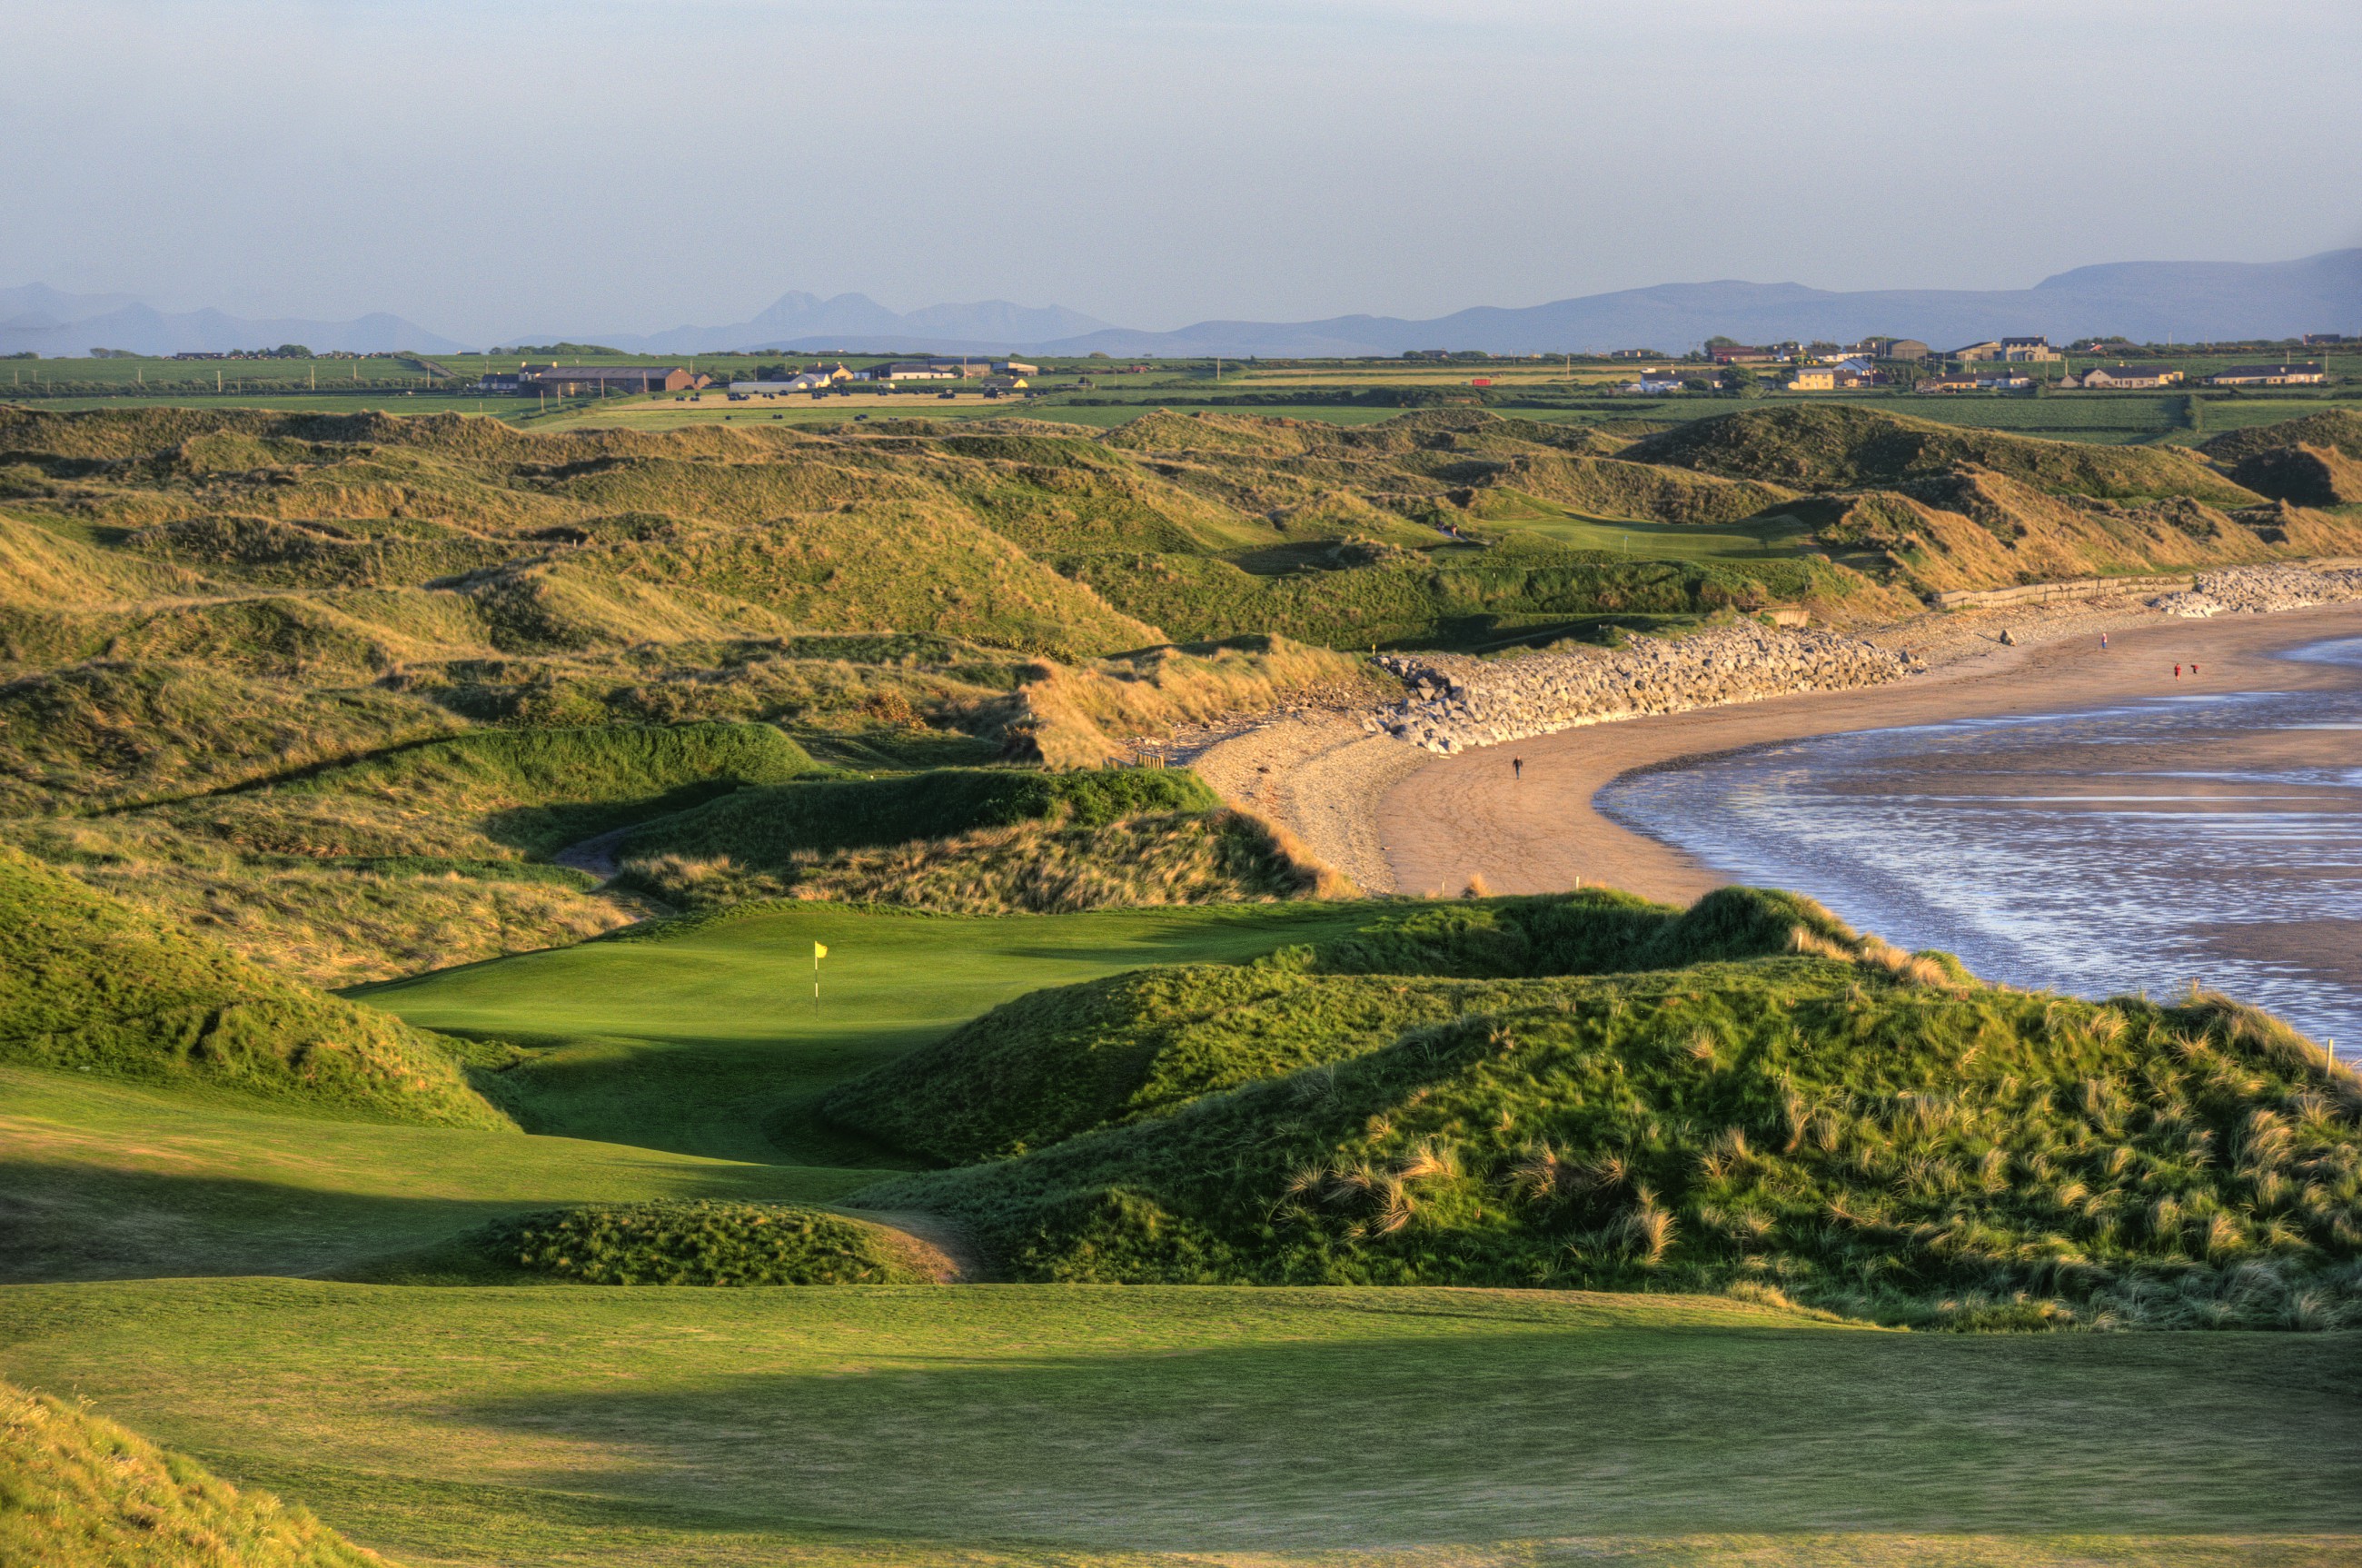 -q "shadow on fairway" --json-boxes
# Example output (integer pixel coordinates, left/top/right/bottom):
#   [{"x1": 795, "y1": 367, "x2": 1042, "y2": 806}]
[
  {"x1": 452, "y1": 1325, "x2": 2362, "y2": 1552},
  {"x1": 0, "y1": 1158, "x2": 878, "y2": 1285}
]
